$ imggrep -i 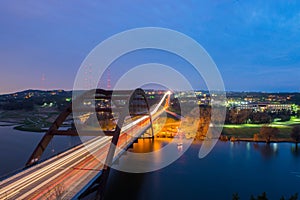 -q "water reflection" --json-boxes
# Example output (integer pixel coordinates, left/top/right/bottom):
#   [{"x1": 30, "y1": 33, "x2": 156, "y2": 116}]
[
  {"x1": 132, "y1": 138, "x2": 168, "y2": 153},
  {"x1": 253, "y1": 143, "x2": 278, "y2": 159},
  {"x1": 291, "y1": 144, "x2": 300, "y2": 157},
  {"x1": 1, "y1": 125, "x2": 300, "y2": 200},
  {"x1": 104, "y1": 170, "x2": 147, "y2": 200},
  {"x1": 105, "y1": 140, "x2": 300, "y2": 200},
  {"x1": 247, "y1": 142, "x2": 251, "y2": 152}
]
